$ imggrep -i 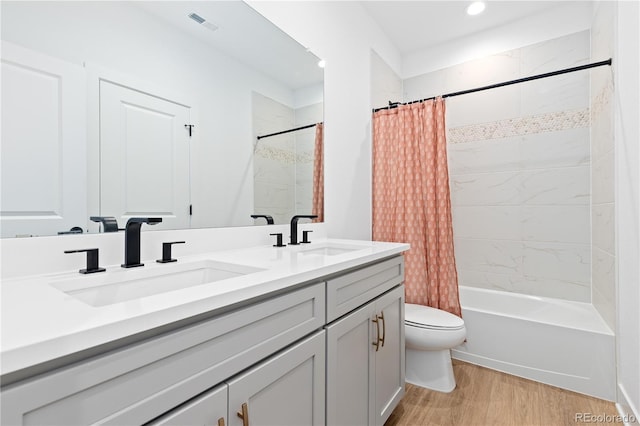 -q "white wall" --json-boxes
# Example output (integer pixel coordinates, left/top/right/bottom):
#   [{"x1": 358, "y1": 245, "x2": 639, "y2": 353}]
[
  {"x1": 248, "y1": 1, "x2": 401, "y2": 239},
  {"x1": 614, "y1": 1, "x2": 640, "y2": 421},
  {"x1": 371, "y1": 50, "x2": 403, "y2": 109}
]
